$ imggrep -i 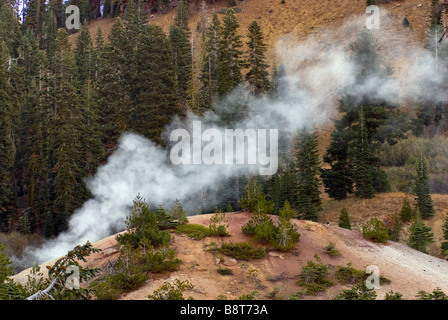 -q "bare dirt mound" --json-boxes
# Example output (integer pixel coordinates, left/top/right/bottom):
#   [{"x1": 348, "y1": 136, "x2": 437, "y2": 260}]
[
  {"x1": 12, "y1": 211, "x2": 448, "y2": 299},
  {"x1": 53, "y1": 211, "x2": 447, "y2": 300}
]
